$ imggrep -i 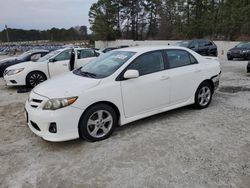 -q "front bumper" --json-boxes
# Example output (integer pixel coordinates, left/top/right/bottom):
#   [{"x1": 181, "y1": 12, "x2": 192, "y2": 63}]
[
  {"x1": 227, "y1": 52, "x2": 250, "y2": 59},
  {"x1": 25, "y1": 92, "x2": 83, "y2": 142},
  {"x1": 212, "y1": 71, "x2": 221, "y2": 90},
  {"x1": 3, "y1": 72, "x2": 26, "y2": 86}
]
